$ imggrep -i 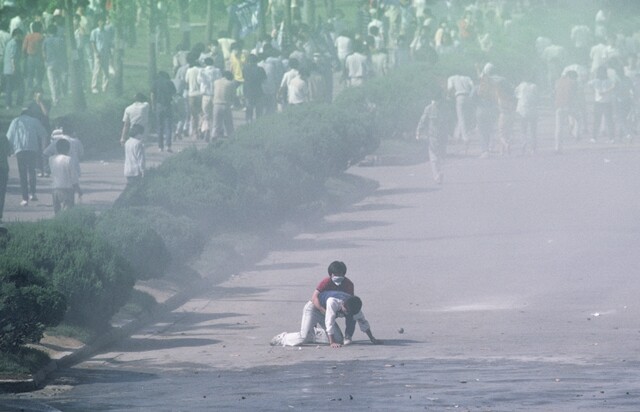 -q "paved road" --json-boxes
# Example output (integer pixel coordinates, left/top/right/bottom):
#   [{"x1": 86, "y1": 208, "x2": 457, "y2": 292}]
[{"x1": 2, "y1": 134, "x2": 640, "y2": 410}]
